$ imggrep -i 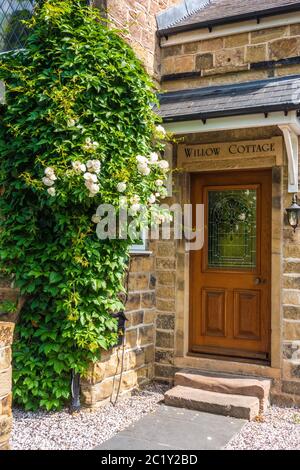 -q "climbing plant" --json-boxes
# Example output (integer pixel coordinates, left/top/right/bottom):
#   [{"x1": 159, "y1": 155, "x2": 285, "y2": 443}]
[{"x1": 0, "y1": 0, "x2": 169, "y2": 410}]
